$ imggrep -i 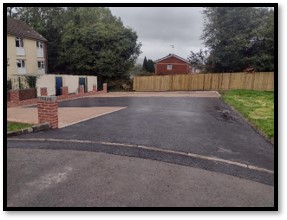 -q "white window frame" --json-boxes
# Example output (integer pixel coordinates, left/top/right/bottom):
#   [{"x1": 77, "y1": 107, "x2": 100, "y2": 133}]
[
  {"x1": 36, "y1": 41, "x2": 43, "y2": 49},
  {"x1": 16, "y1": 37, "x2": 24, "y2": 47},
  {"x1": 17, "y1": 59, "x2": 25, "y2": 68},
  {"x1": 38, "y1": 61, "x2": 45, "y2": 70},
  {"x1": 167, "y1": 64, "x2": 173, "y2": 70}
]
